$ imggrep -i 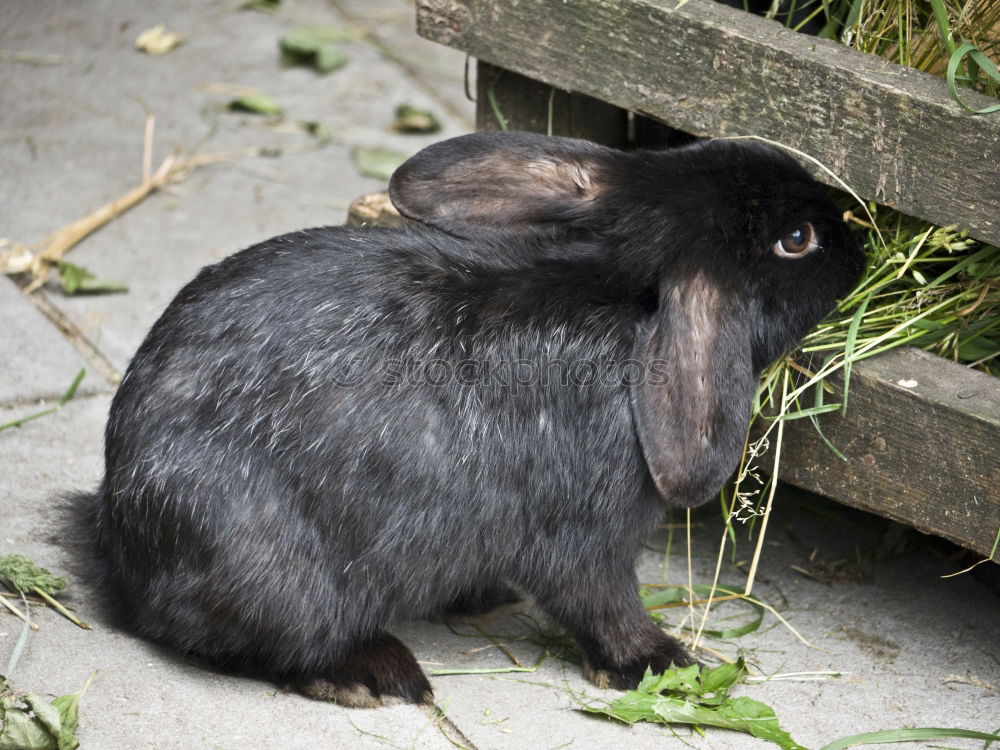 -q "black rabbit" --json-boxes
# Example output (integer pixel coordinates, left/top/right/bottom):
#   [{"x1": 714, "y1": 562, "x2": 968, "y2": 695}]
[{"x1": 70, "y1": 131, "x2": 863, "y2": 707}]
